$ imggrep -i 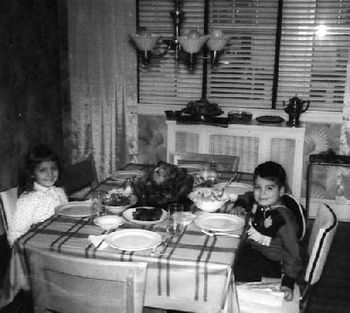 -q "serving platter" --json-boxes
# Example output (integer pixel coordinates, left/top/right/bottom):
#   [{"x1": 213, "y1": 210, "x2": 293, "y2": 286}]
[
  {"x1": 55, "y1": 201, "x2": 98, "y2": 218},
  {"x1": 194, "y1": 213, "x2": 245, "y2": 232},
  {"x1": 105, "y1": 229, "x2": 162, "y2": 251},
  {"x1": 110, "y1": 170, "x2": 144, "y2": 182},
  {"x1": 122, "y1": 207, "x2": 168, "y2": 226}
]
